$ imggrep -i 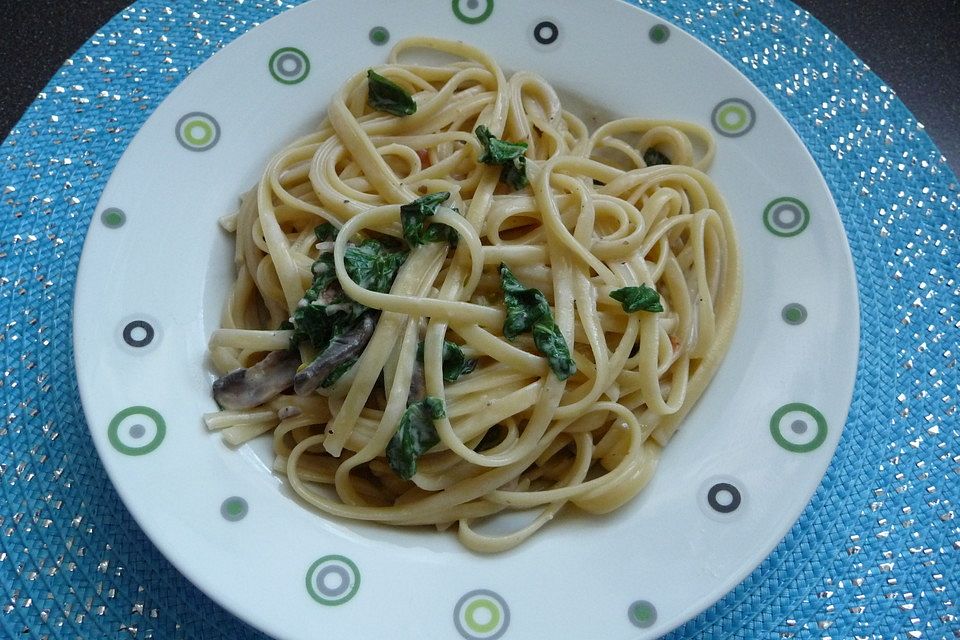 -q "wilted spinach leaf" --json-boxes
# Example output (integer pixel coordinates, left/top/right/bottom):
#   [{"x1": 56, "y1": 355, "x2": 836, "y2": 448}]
[
  {"x1": 418, "y1": 340, "x2": 477, "y2": 382},
  {"x1": 610, "y1": 285, "x2": 664, "y2": 313},
  {"x1": 387, "y1": 397, "x2": 446, "y2": 479},
  {"x1": 642, "y1": 148, "x2": 672, "y2": 167},
  {"x1": 344, "y1": 240, "x2": 409, "y2": 294},
  {"x1": 291, "y1": 235, "x2": 407, "y2": 352},
  {"x1": 367, "y1": 69, "x2": 417, "y2": 116},
  {"x1": 314, "y1": 222, "x2": 339, "y2": 242},
  {"x1": 475, "y1": 125, "x2": 529, "y2": 190},
  {"x1": 498, "y1": 263, "x2": 576, "y2": 380},
  {"x1": 400, "y1": 192, "x2": 458, "y2": 247}
]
